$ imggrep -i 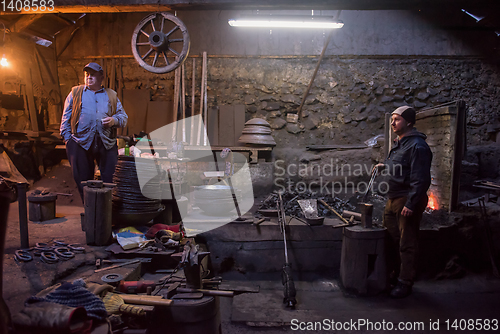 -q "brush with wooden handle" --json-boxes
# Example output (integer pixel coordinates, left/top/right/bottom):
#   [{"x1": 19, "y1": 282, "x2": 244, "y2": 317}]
[
  {"x1": 102, "y1": 292, "x2": 145, "y2": 316},
  {"x1": 121, "y1": 294, "x2": 173, "y2": 307}
]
